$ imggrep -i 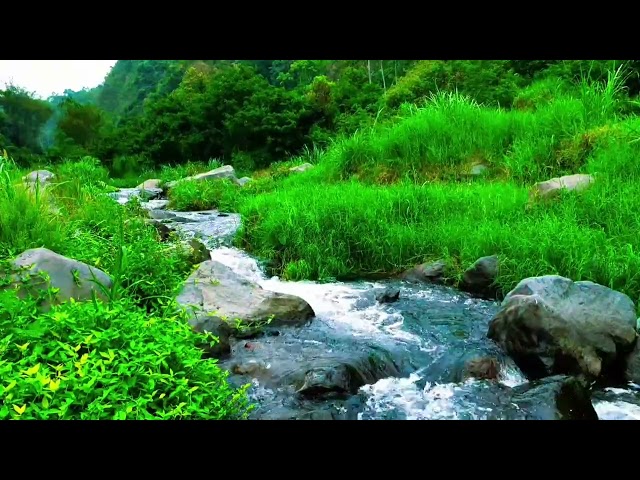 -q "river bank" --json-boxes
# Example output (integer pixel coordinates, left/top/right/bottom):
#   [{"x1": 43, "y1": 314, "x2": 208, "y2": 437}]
[{"x1": 116, "y1": 185, "x2": 640, "y2": 420}]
